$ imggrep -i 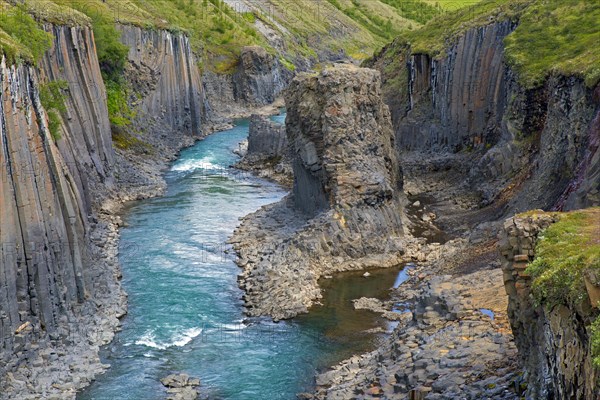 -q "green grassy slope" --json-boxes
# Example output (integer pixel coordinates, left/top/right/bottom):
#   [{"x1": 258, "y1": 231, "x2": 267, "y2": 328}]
[
  {"x1": 1, "y1": 0, "x2": 482, "y2": 68},
  {"x1": 371, "y1": 0, "x2": 600, "y2": 88}
]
